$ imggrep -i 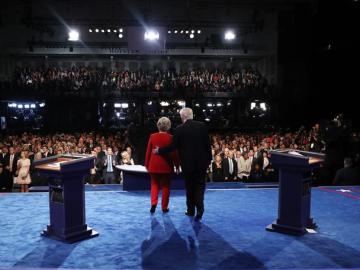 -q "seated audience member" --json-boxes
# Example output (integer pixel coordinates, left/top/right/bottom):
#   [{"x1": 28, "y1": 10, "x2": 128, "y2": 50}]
[
  {"x1": 120, "y1": 151, "x2": 135, "y2": 165},
  {"x1": 333, "y1": 158, "x2": 360, "y2": 186},
  {"x1": 212, "y1": 154, "x2": 224, "y2": 182},
  {"x1": 249, "y1": 163, "x2": 263, "y2": 182},
  {"x1": 223, "y1": 150, "x2": 238, "y2": 181}
]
